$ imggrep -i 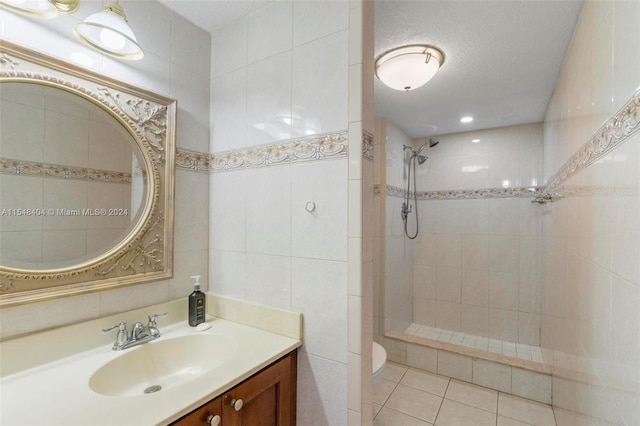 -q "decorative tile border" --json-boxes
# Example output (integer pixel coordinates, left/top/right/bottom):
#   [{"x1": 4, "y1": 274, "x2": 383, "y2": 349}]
[
  {"x1": 0, "y1": 158, "x2": 132, "y2": 184},
  {"x1": 385, "y1": 184, "x2": 542, "y2": 200},
  {"x1": 175, "y1": 149, "x2": 211, "y2": 173},
  {"x1": 386, "y1": 185, "x2": 408, "y2": 198},
  {"x1": 363, "y1": 130, "x2": 374, "y2": 161},
  {"x1": 546, "y1": 89, "x2": 640, "y2": 192},
  {"x1": 176, "y1": 131, "x2": 348, "y2": 173}
]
